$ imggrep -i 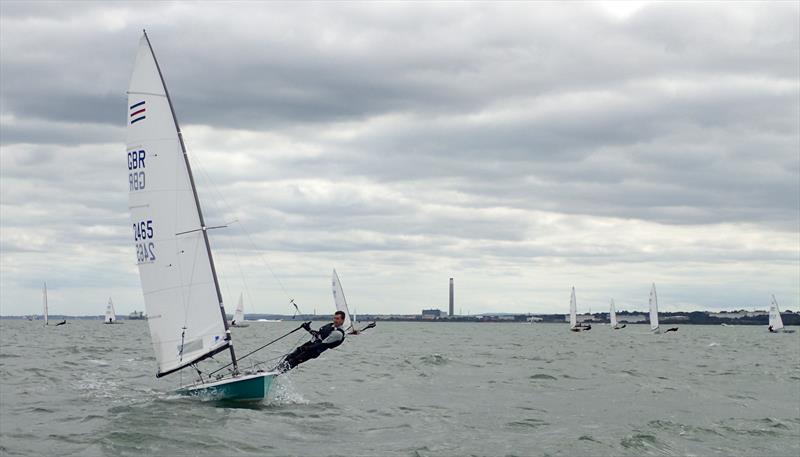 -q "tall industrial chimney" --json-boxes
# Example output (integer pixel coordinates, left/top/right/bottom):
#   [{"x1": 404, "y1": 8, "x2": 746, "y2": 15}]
[{"x1": 449, "y1": 277, "x2": 454, "y2": 317}]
